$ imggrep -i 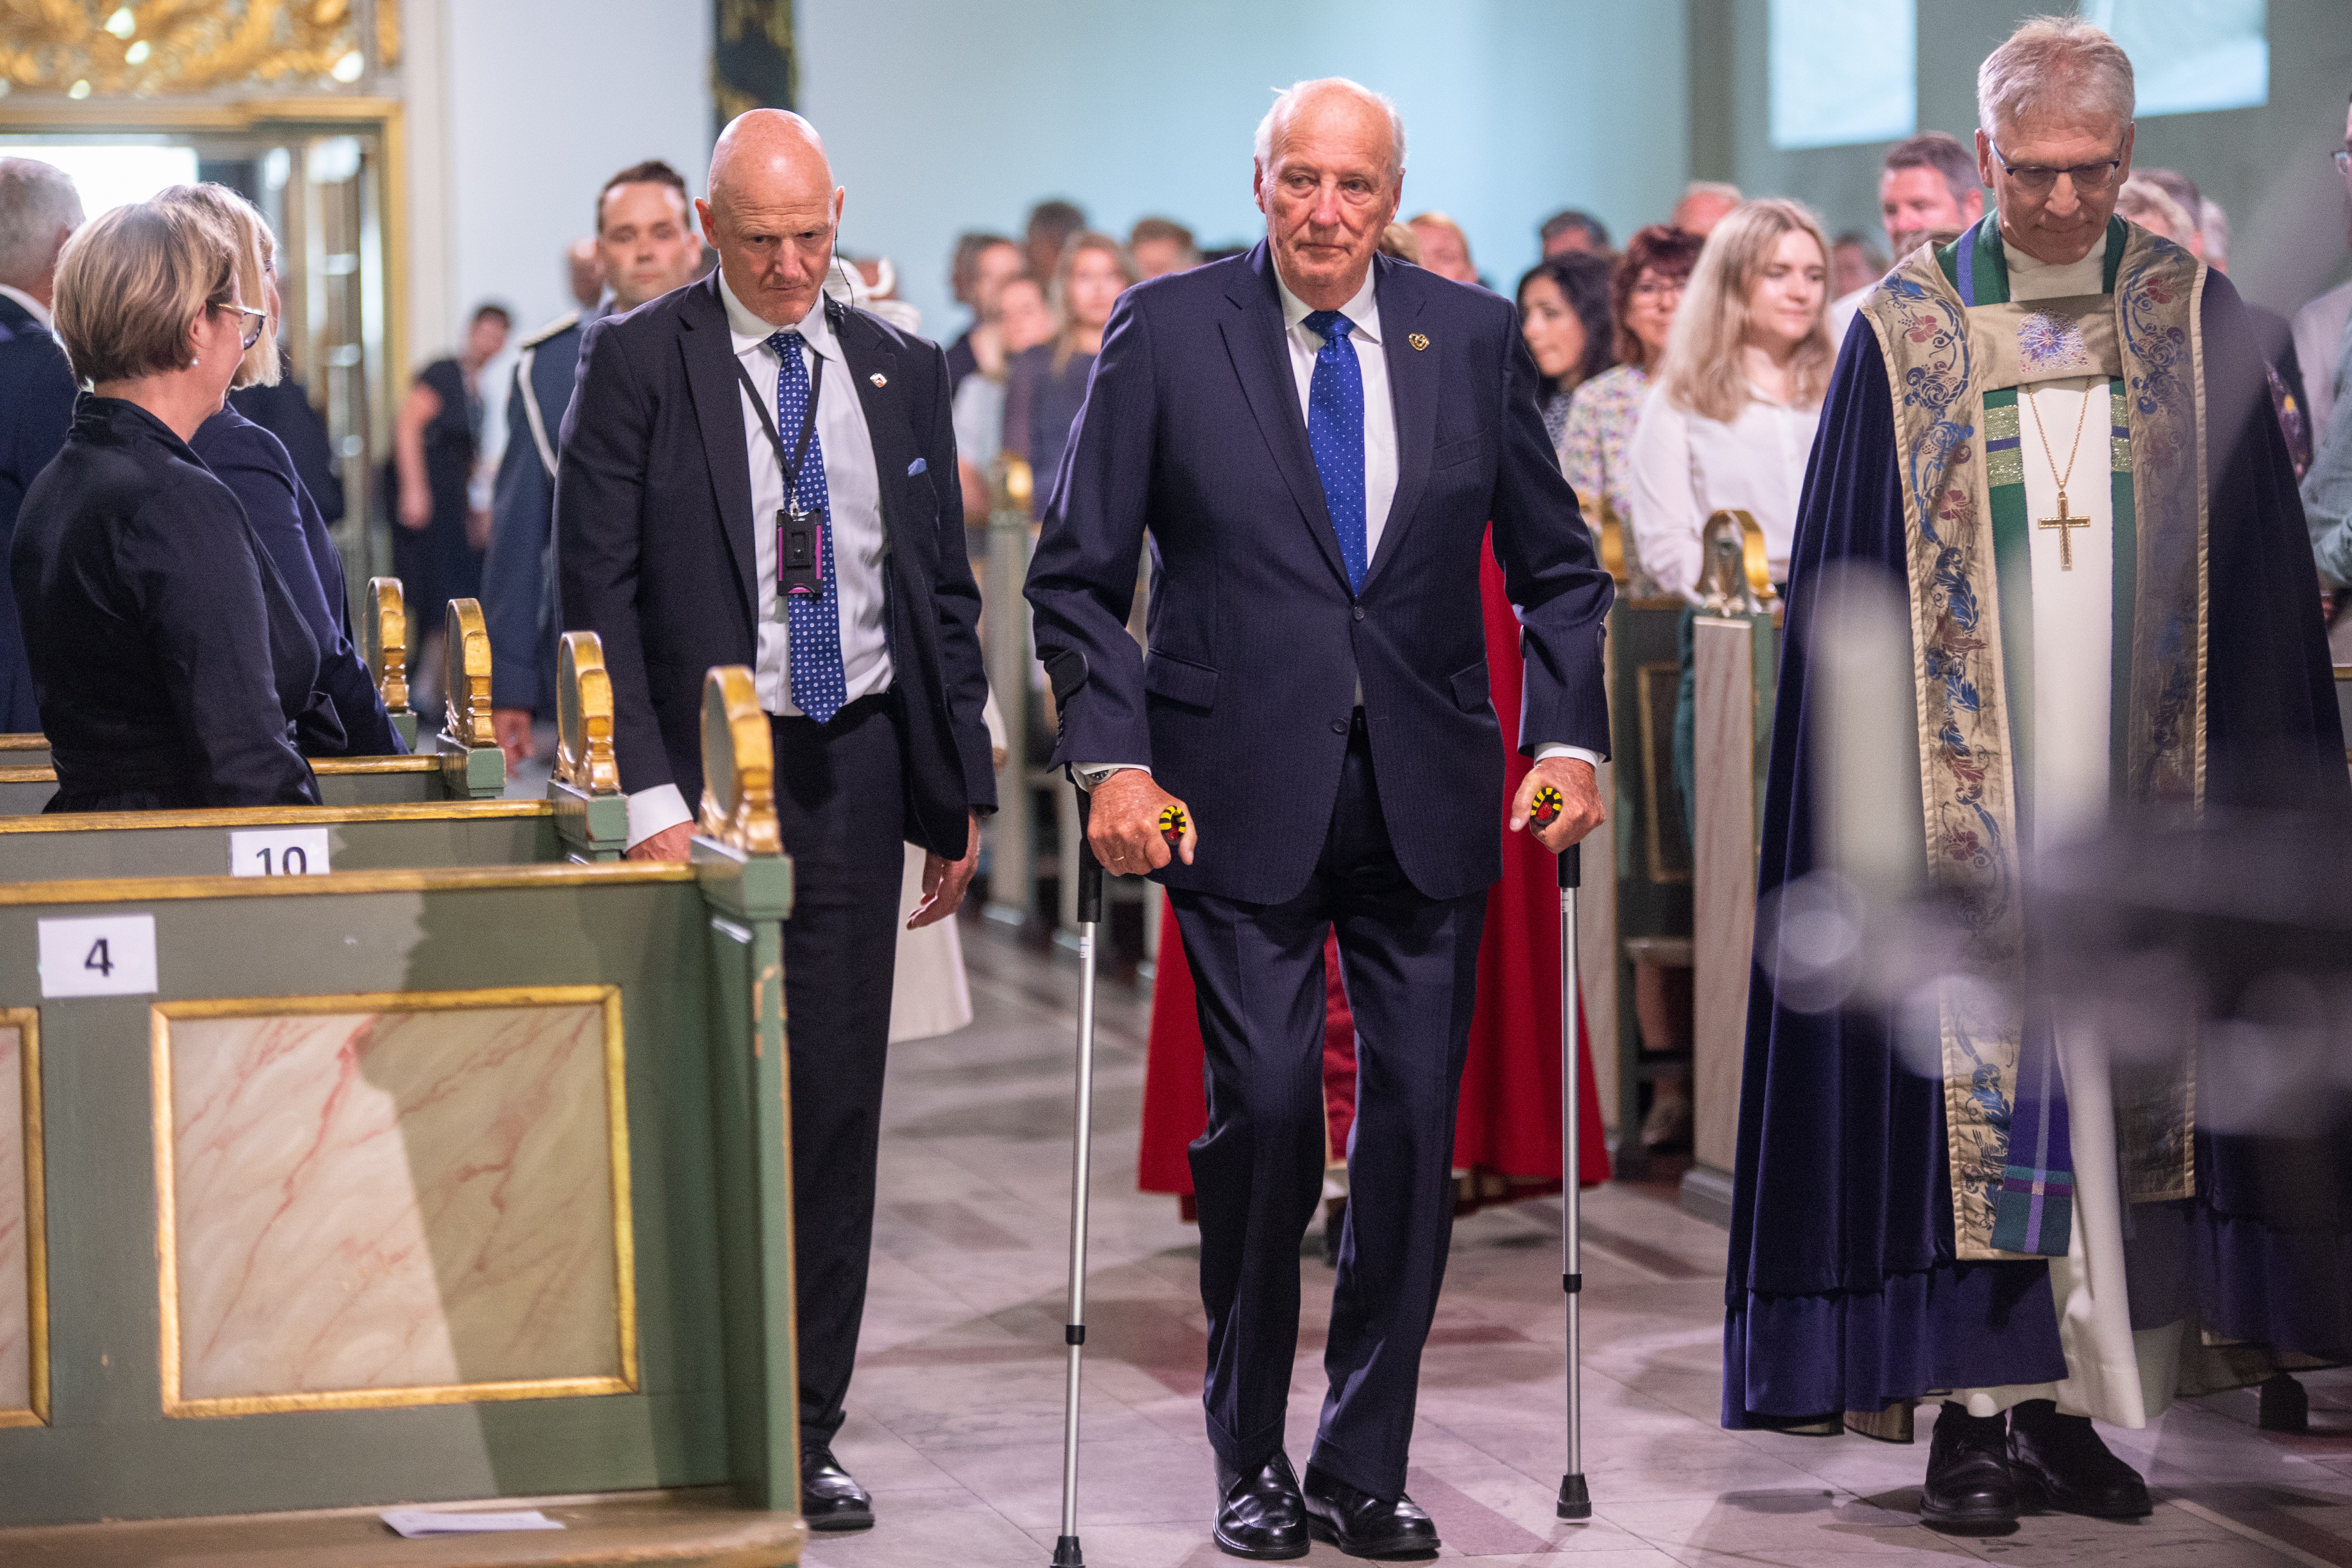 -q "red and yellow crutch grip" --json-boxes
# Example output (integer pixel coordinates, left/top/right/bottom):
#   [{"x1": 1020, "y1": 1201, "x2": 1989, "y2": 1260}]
[
  {"x1": 1157, "y1": 804, "x2": 1188, "y2": 849},
  {"x1": 1528, "y1": 783, "x2": 1565, "y2": 831}
]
